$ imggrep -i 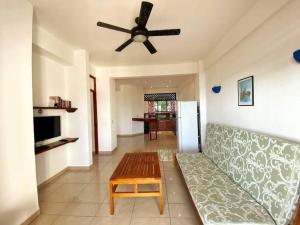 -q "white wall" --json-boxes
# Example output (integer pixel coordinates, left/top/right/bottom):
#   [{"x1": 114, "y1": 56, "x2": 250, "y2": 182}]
[
  {"x1": 109, "y1": 63, "x2": 198, "y2": 78},
  {"x1": 32, "y1": 52, "x2": 69, "y2": 185},
  {"x1": 96, "y1": 69, "x2": 114, "y2": 151},
  {"x1": 177, "y1": 75, "x2": 197, "y2": 101},
  {"x1": 66, "y1": 50, "x2": 92, "y2": 166},
  {"x1": 204, "y1": 0, "x2": 300, "y2": 142},
  {"x1": 117, "y1": 85, "x2": 144, "y2": 135},
  {"x1": 198, "y1": 62, "x2": 207, "y2": 146},
  {"x1": 204, "y1": 0, "x2": 291, "y2": 68},
  {"x1": 33, "y1": 26, "x2": 93, "y2": 184},
  {"x1": 132, "y1": 86, "x2": 144, "y2": 134},
  {"x1": 110, "y1": 79, "x2": 118, "y2": 148},
  {"x1": 143, "y1": 87, "x2": 178, "y2": 94},
  {"x1": 0, "y1": 1, "x2": 39, "y2": 224},
  {"x1": 33, "y1": 26, "x2": 73, "y2": 65}
]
